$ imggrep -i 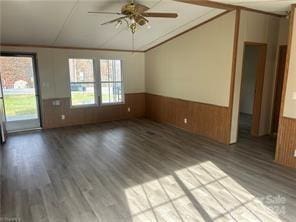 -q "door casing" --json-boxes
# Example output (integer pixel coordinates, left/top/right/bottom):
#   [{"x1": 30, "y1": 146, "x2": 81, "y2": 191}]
[
  {"x1": 239, "y1": 42, "x2": 267, "y2": 137},
  {"x1": 0, "y1": 52, "x2": 43, "y2": 132},
  {"x1": 272, "y1": 45, "x2": 287, "y2": 134}
]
